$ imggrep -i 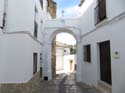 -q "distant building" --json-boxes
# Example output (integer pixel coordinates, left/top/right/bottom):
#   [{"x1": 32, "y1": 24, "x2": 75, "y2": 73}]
[{"x1": 55, "y1": 41, "x2": 76, "y2": 74}]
